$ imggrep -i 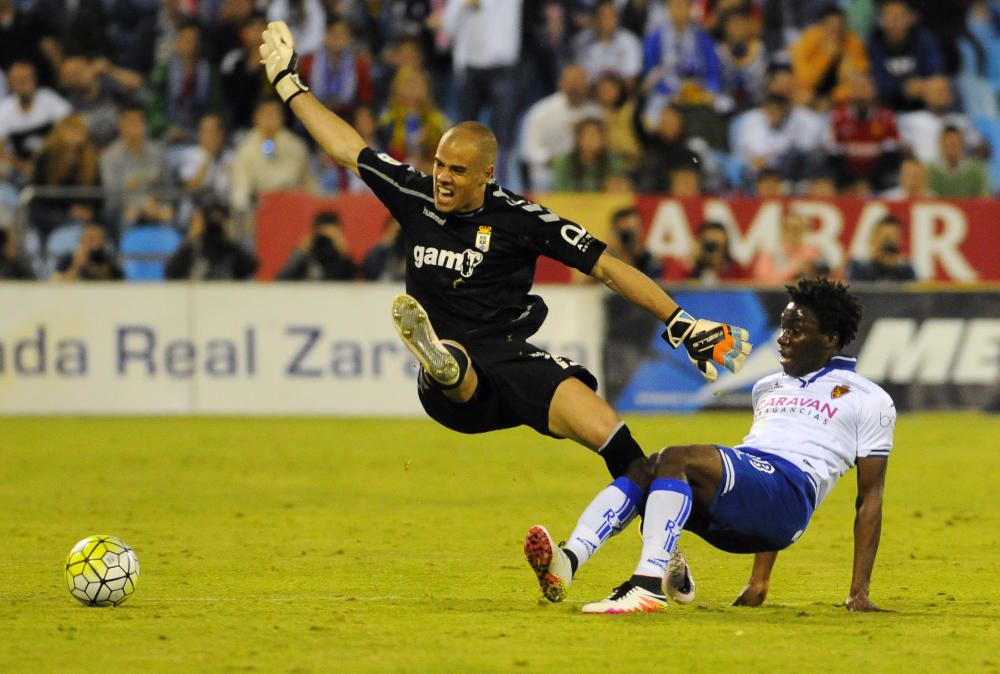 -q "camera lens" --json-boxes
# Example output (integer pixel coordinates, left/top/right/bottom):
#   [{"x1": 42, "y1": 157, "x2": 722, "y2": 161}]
[{"x1": 702, "y1": 240, "x2": 720, "y2": 253}]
